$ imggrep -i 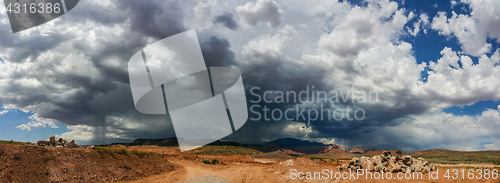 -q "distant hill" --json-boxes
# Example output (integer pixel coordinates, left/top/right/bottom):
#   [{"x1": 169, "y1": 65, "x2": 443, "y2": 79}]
[
  {"x1": 111, "y1": 138, "x2": 179, "y2": 146},
  {"x1": 111, "y1": 137, "x2": 403, "y2": 157}
]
